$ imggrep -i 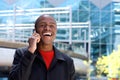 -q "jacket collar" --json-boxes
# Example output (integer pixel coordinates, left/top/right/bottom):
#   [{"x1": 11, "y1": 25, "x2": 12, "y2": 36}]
[
  {"x1": 35, "y1": 46, "x2": 65, "y2": 61},
  {"x1": 48, "y1": 46, "x2": 66, "y2": 70},
  {"x1": 53, "y1": 46, "x2": 65, "y2": 61}
]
